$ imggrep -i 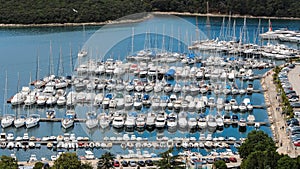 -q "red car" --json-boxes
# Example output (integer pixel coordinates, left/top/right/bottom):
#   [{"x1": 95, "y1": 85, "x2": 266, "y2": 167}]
[
  {"x1": 113, "y1": 161, "x2": 120, "y2": 167},
  {"x1": 294, "y1": 141, "x2": 300, "y2": 147},
  {"x1": 229, "y1": 157, "x2": 237, "y2": 163}
]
